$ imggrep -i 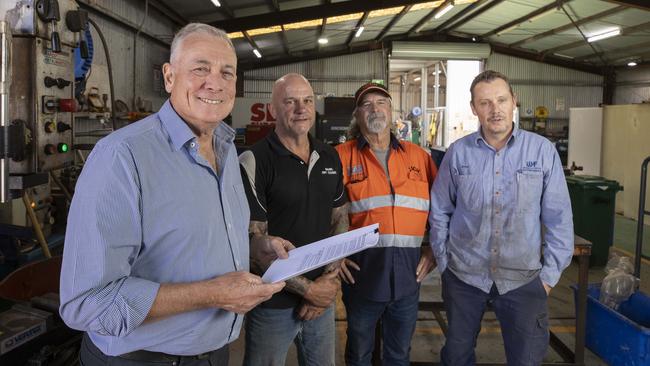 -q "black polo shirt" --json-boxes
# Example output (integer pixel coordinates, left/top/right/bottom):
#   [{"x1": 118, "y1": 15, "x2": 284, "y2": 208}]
[{"x1": 239, "y1": 131, "x2": 347, "y2": 308}]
